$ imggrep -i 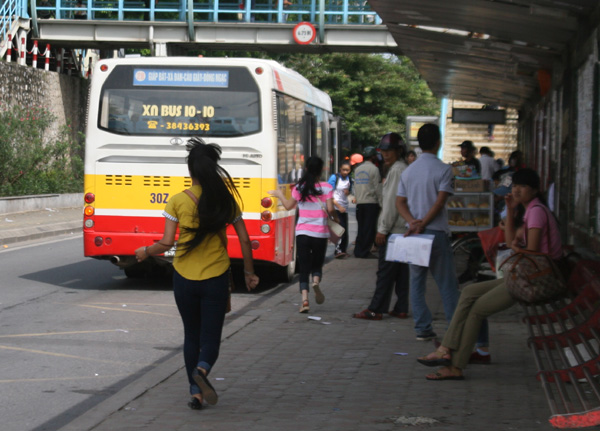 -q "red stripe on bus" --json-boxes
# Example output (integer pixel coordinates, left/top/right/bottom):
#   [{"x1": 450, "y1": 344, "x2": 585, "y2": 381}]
[{"x1": 84, "y1": 215, "x2": 296, "y2": 266}]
